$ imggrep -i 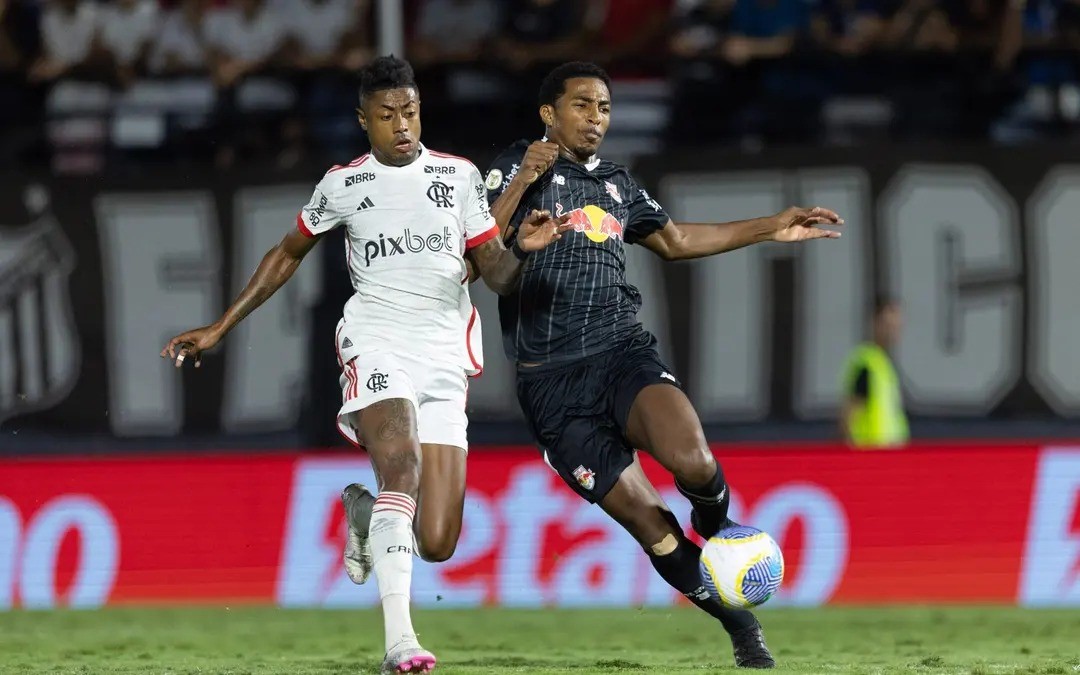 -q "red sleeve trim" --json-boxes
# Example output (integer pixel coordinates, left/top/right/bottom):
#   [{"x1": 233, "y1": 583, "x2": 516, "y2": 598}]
[
  {"x1": 466, "y1": 225, "x2": 500, "y2": 250},
  {"x1": 297, "y1": 213, "x2": 315, "y2": 238}
]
